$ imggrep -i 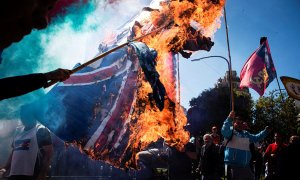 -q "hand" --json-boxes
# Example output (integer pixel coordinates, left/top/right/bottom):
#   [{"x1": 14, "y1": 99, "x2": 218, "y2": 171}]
[
  {"x1": 44, "y1": 68, "x2": 72, "y2": 82},
  {"x1": 228, "y1": 111, "x2": 235, "y2": 119},
  {"x1": 0, "y1": 168, "x2": 6, "y2": 178}
]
